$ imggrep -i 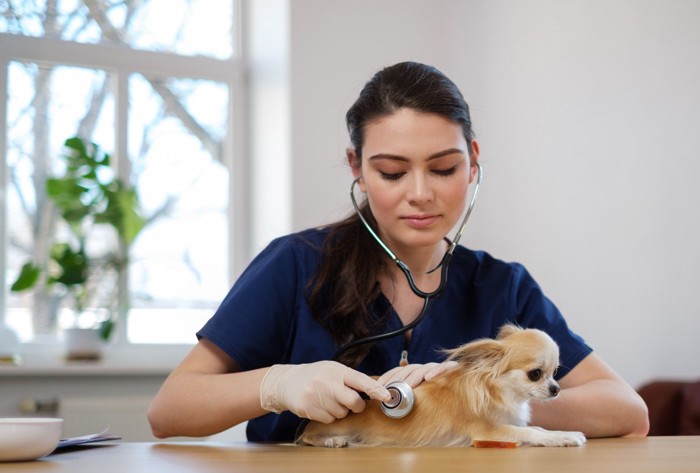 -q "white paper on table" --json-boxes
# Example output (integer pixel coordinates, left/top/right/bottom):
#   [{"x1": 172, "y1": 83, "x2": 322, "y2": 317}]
[{"x1": 55, "y1": 426, "x2": 121, "y2": 450}]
